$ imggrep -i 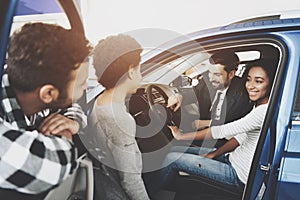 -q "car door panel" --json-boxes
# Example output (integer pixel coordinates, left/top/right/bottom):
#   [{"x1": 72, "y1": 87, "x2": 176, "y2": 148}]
[{"x1": 245, "y1": 32, "x2": 300, "y2": 200}]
